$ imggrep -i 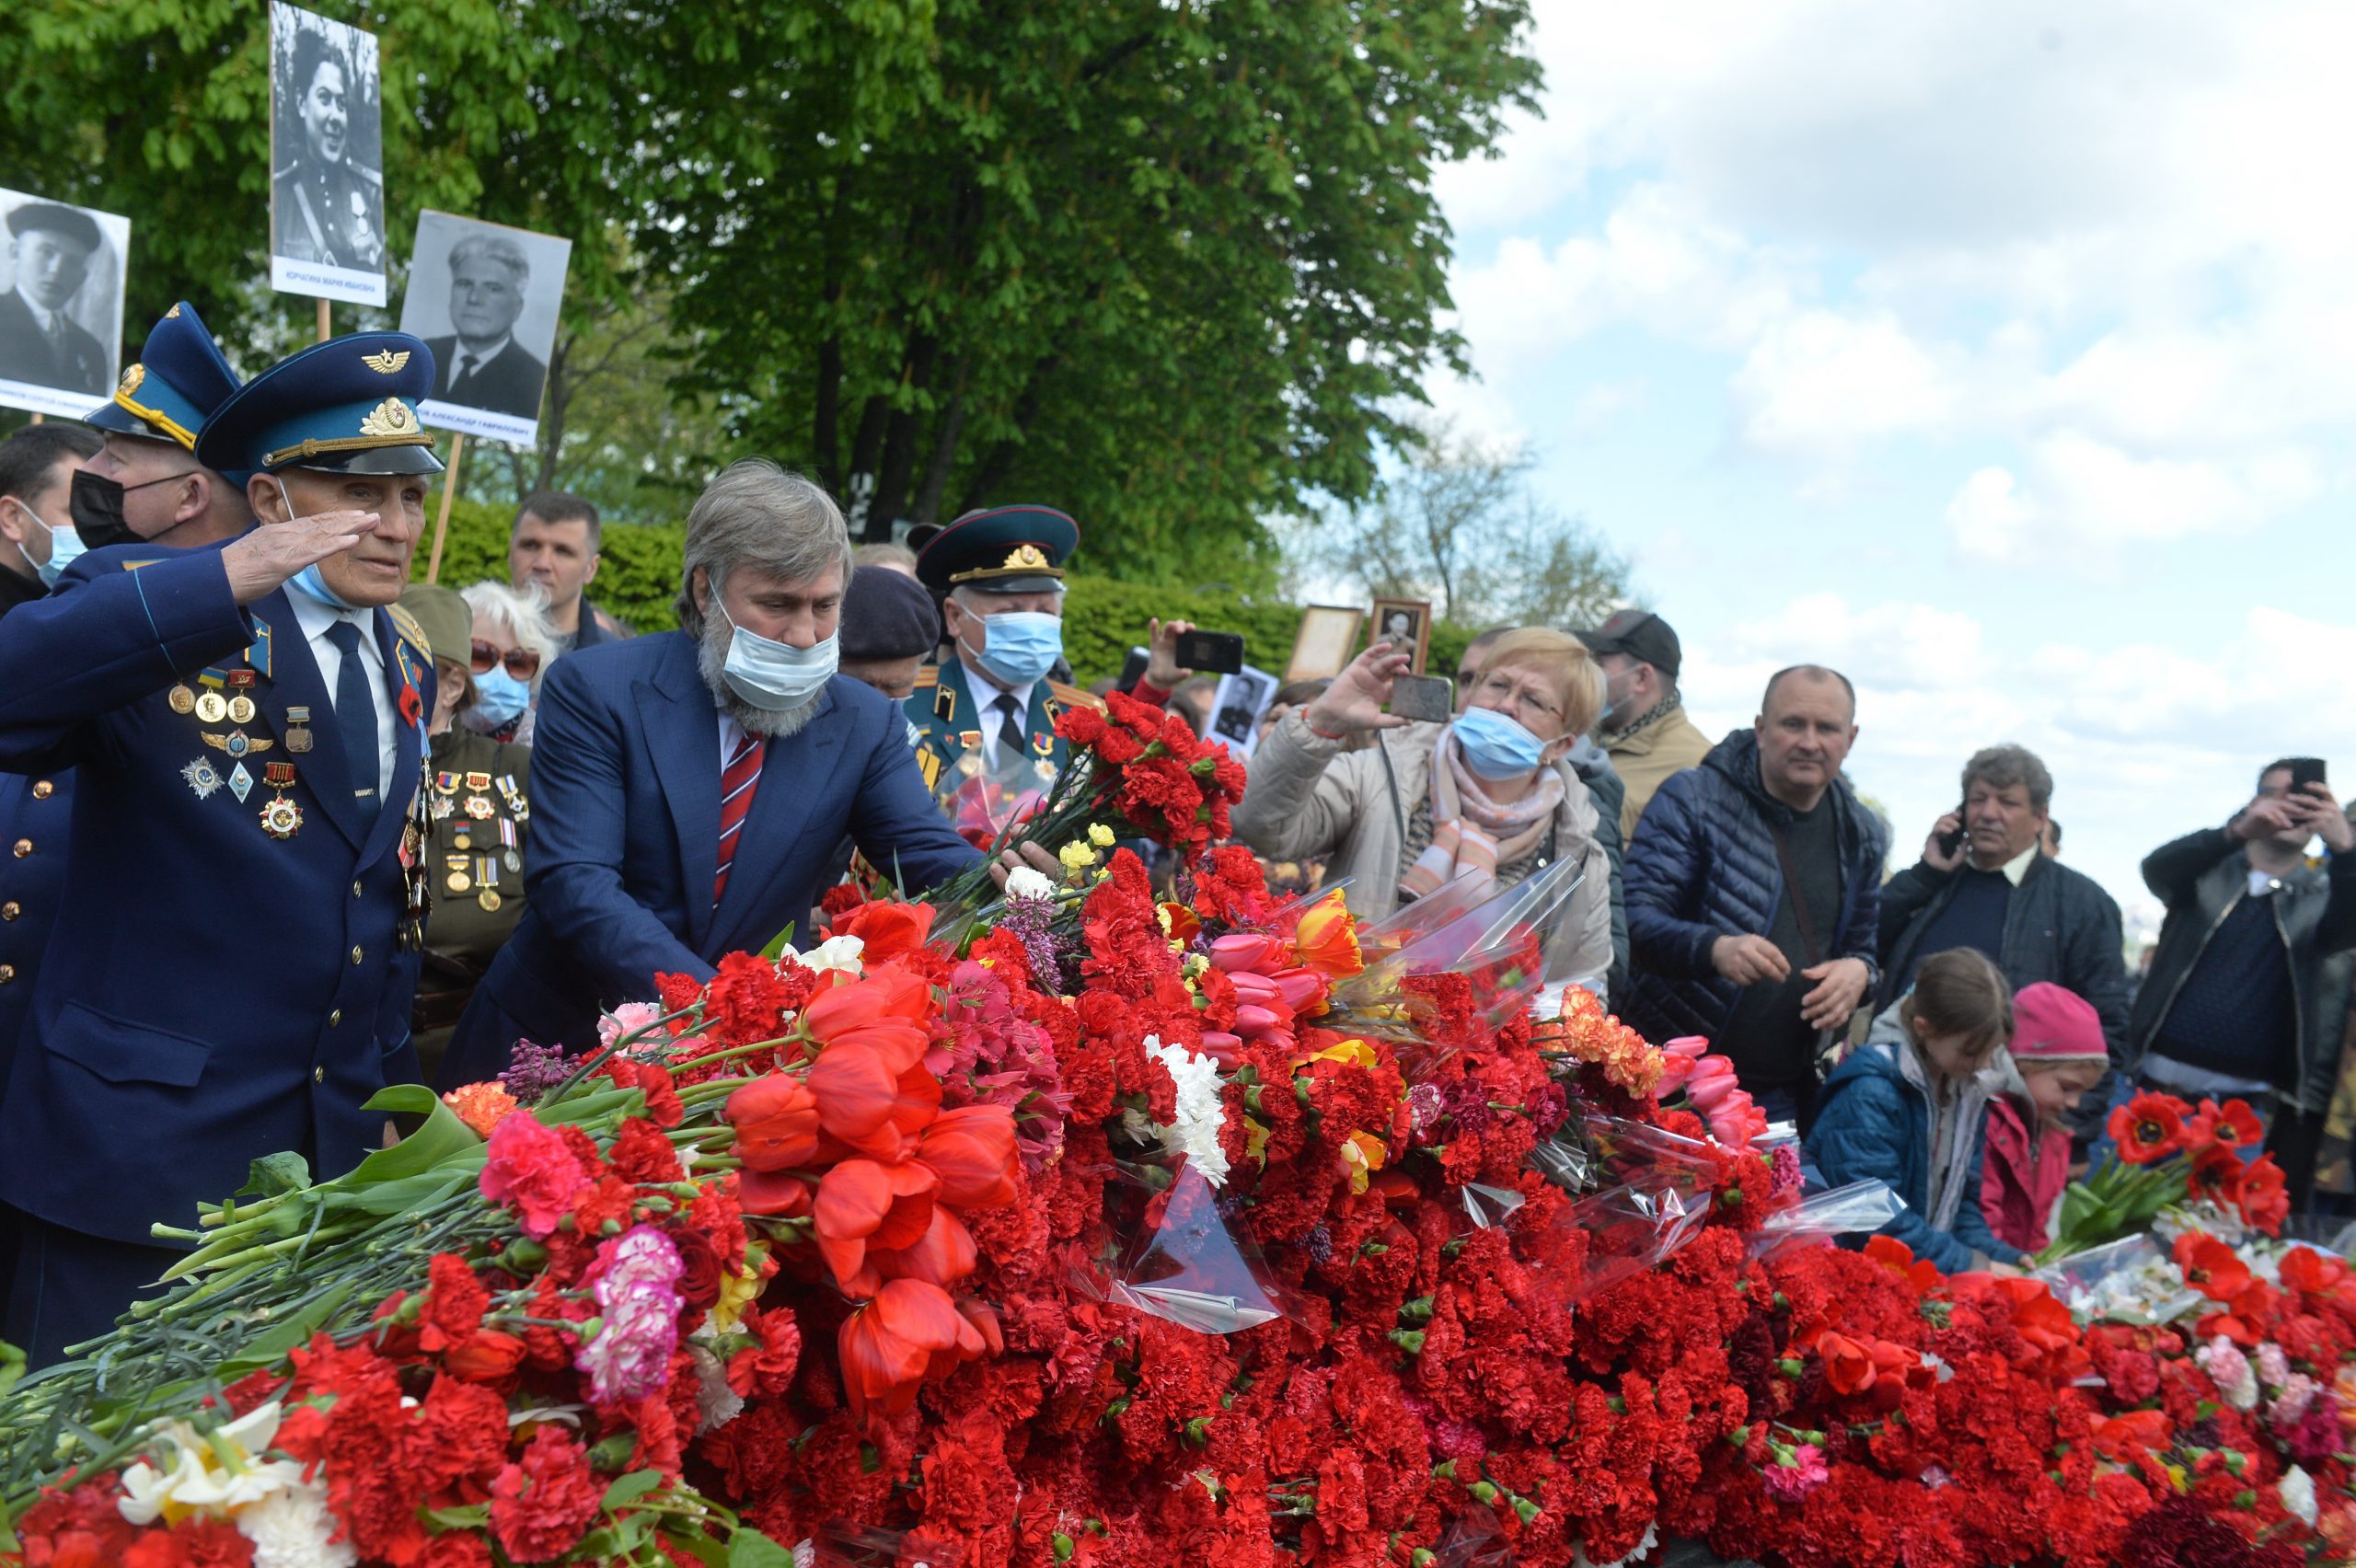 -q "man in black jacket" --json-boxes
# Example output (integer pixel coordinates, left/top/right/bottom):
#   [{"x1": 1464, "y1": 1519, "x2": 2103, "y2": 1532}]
[
  {"x1": 1877, "y1": 744, "x2": 2131, "y2": 1057},
  {"x1": 2129, "y1": 763, "x2": 2356, "y2": 1203},
  {"x1": 1623, "y1": 665, "x2": 1888, "y2": 1133}
]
